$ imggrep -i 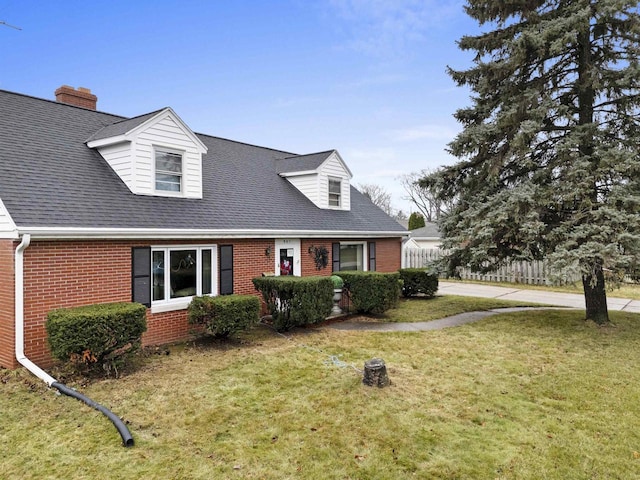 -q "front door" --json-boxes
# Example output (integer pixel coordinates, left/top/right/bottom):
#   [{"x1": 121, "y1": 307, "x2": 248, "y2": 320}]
[{"x1": 274, "y1": 239, "x2": 301, "y2": 276}]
